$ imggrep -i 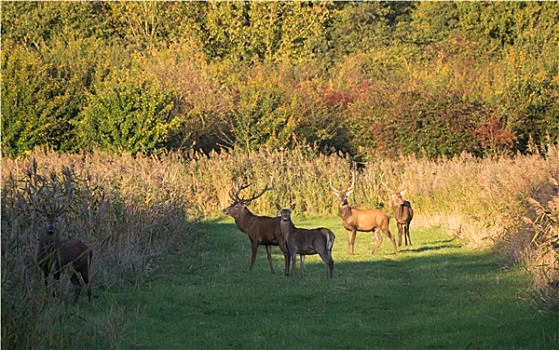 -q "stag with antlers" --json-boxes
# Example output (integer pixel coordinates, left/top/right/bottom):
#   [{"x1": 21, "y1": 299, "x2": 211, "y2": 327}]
[
  {"x1": 331, "y1": 171, "x2": 398, "y2": 255},
  {"x1": 222, "y1": 182, "x2": 290, "y2": 275},
  {"x1": 26, "y1": 164, "x2": 93, "y2": 303}
]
